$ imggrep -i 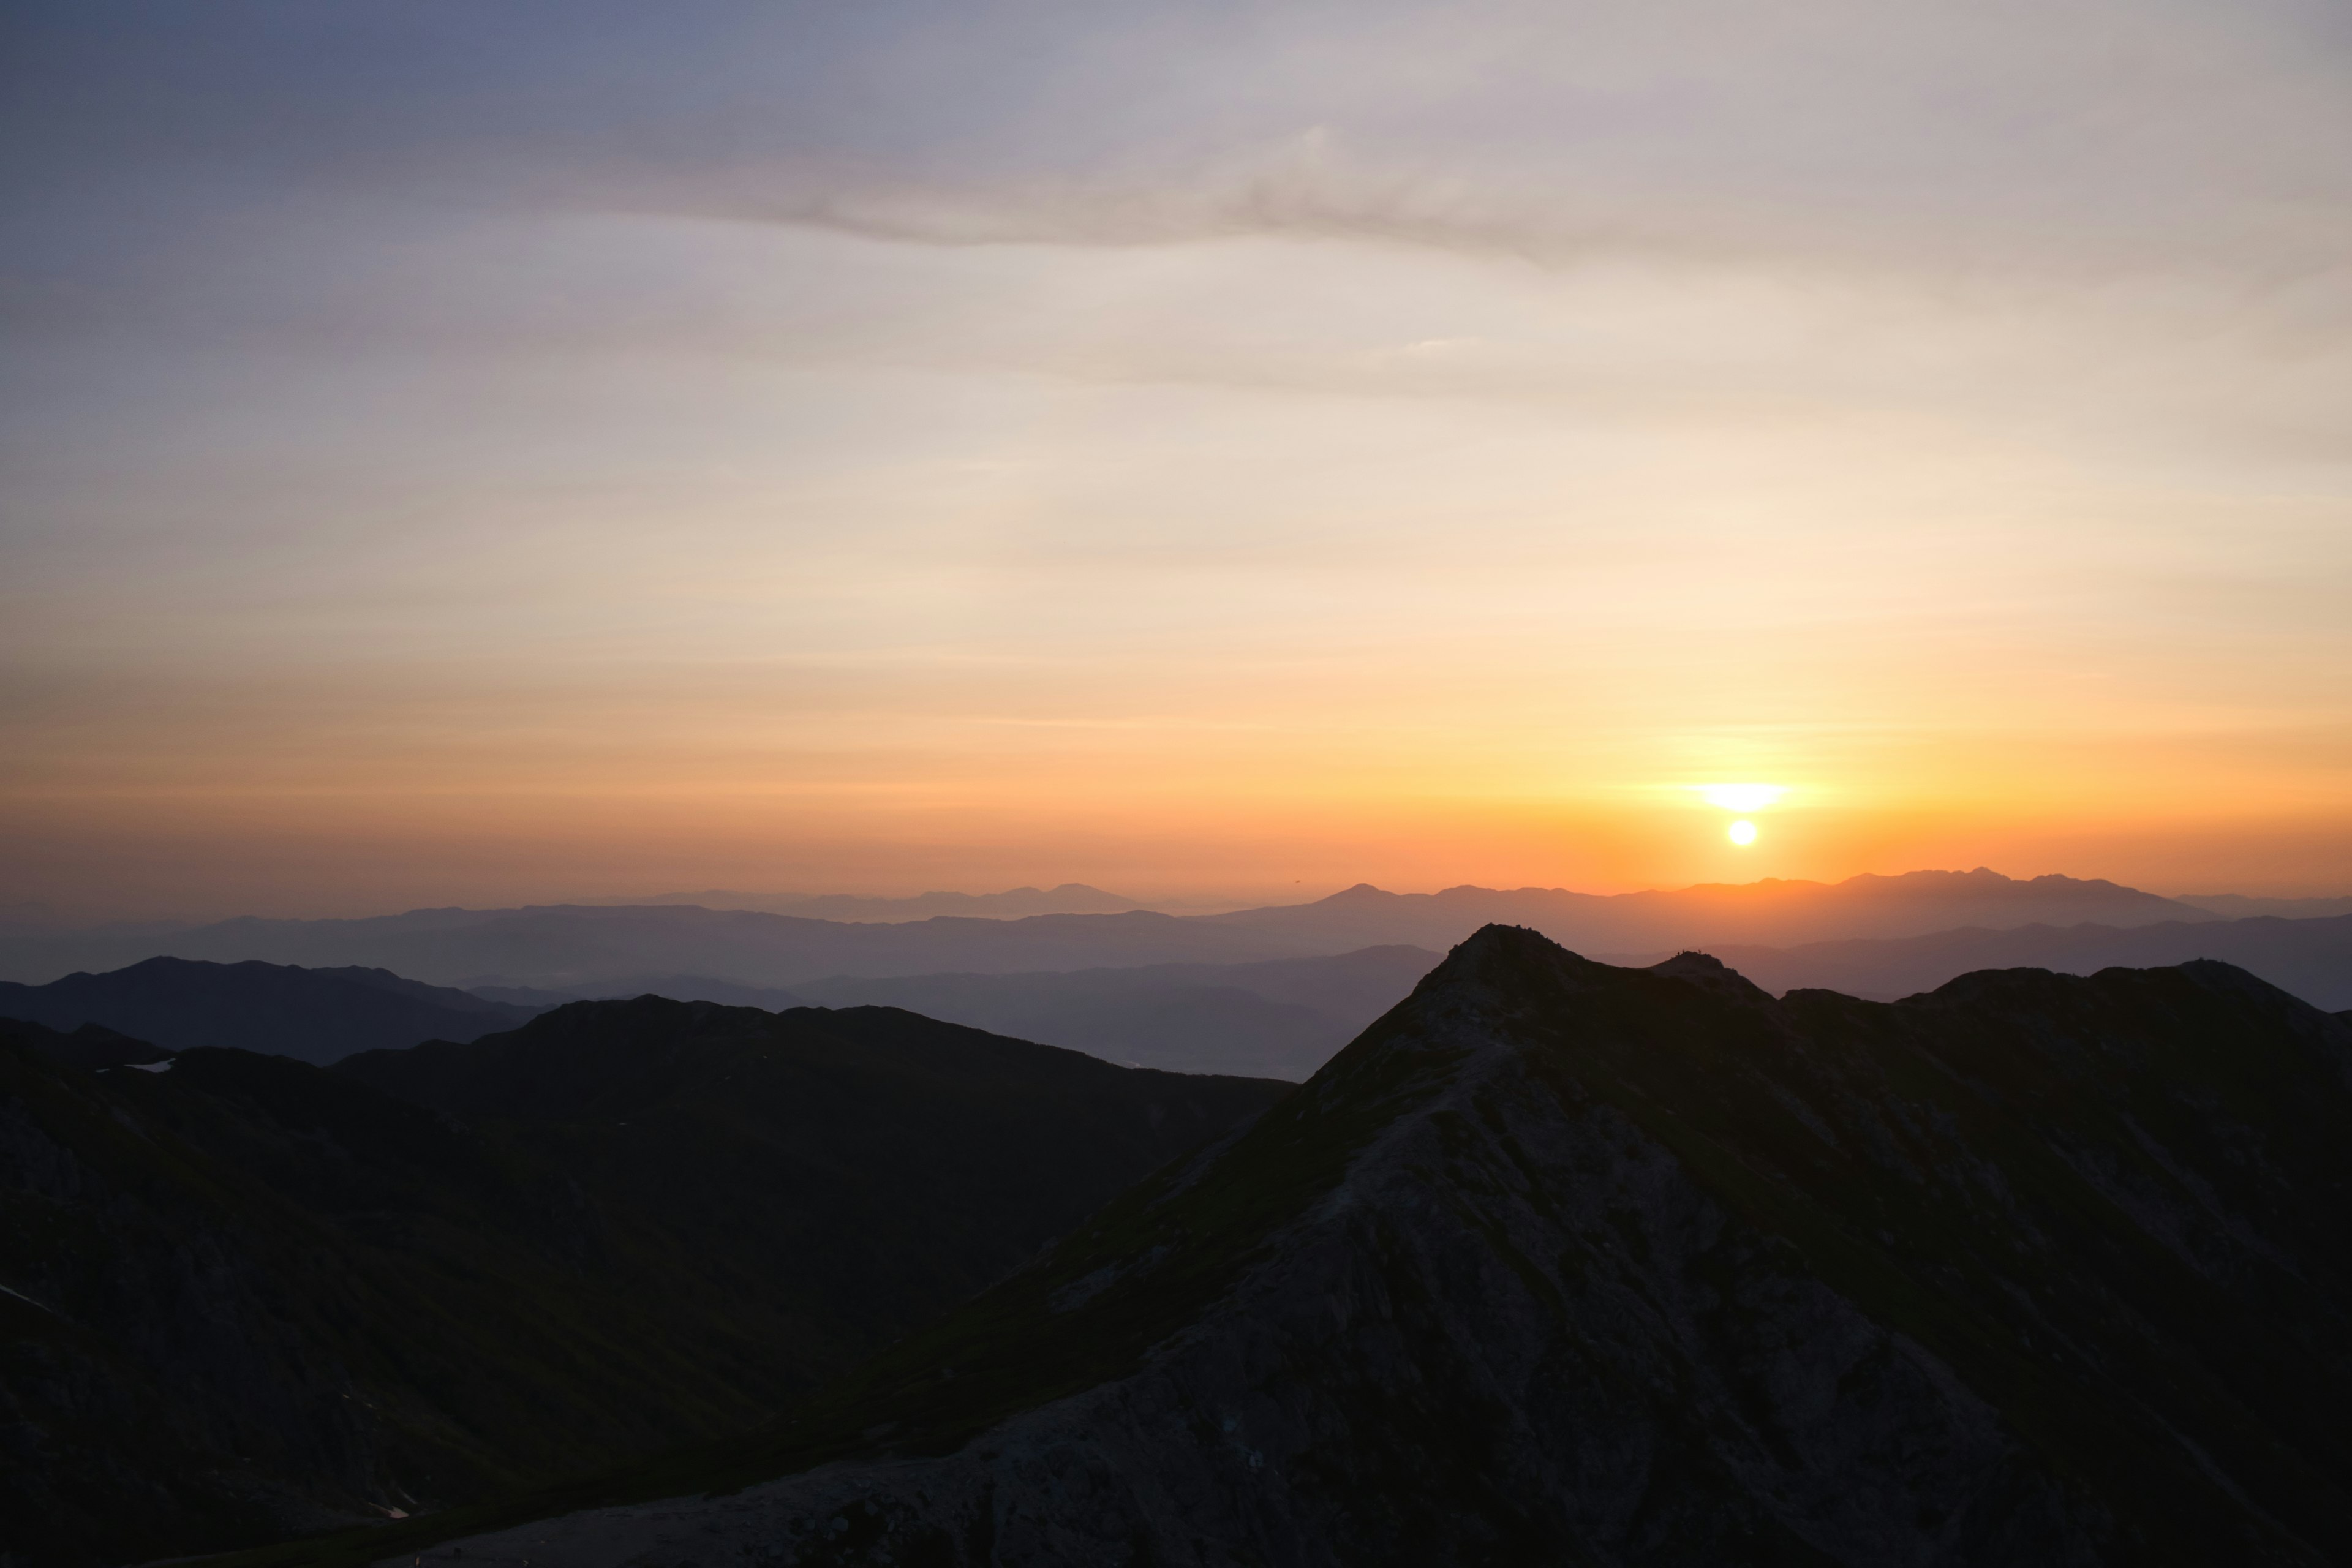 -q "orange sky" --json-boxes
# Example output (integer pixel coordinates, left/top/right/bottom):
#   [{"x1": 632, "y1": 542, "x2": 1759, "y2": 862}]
[{"x1": 4, "y1": 2, "x2": 2349, "y2": 921}]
